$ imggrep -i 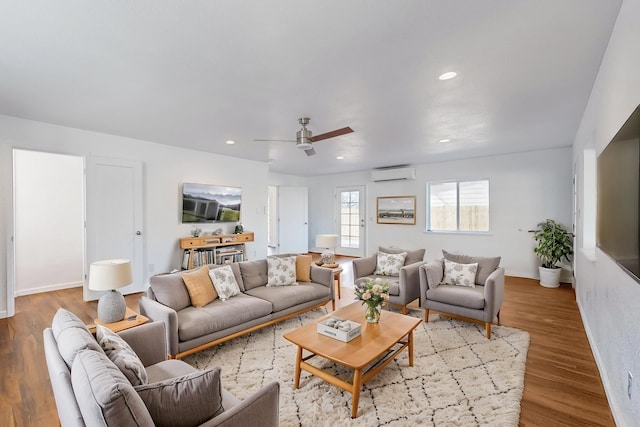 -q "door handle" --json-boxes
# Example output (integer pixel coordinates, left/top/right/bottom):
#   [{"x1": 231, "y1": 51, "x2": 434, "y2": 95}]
[{"x1": 136, "y1": 231, "x2": 142, "y2": 235}]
